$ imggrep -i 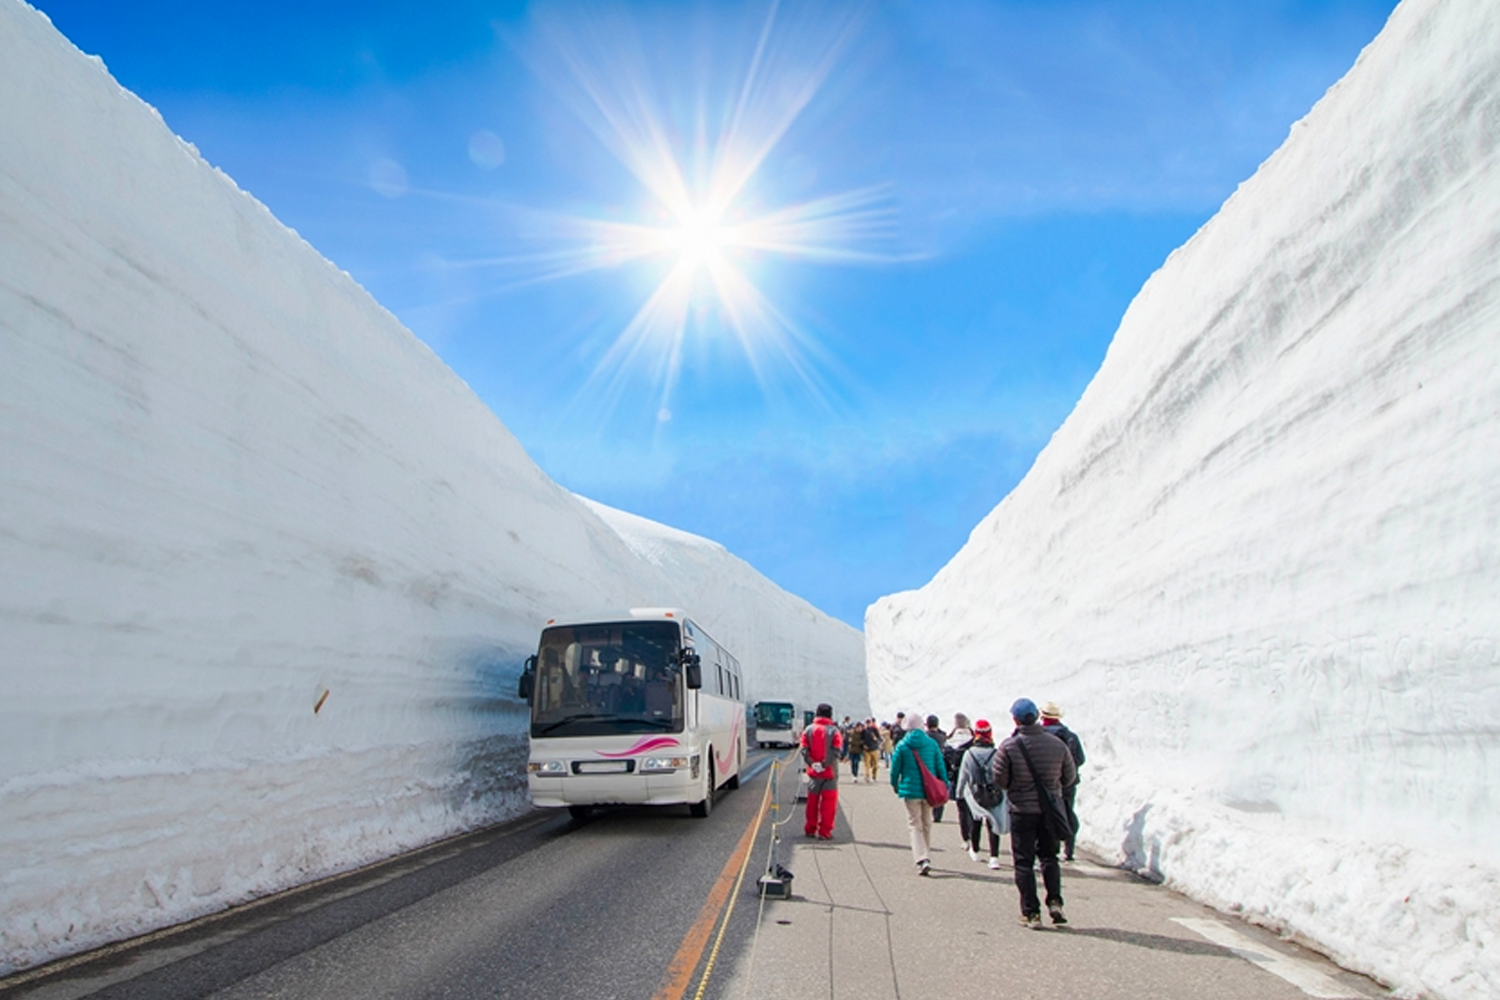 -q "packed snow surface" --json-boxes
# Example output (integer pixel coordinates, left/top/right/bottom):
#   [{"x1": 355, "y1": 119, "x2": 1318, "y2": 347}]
[
  {"x1": 0, "y1": 0, "x2": 863, "y2": 974},
  {"x1": 867, "y1": 1, "x2": 1499, "y2": 998}
]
